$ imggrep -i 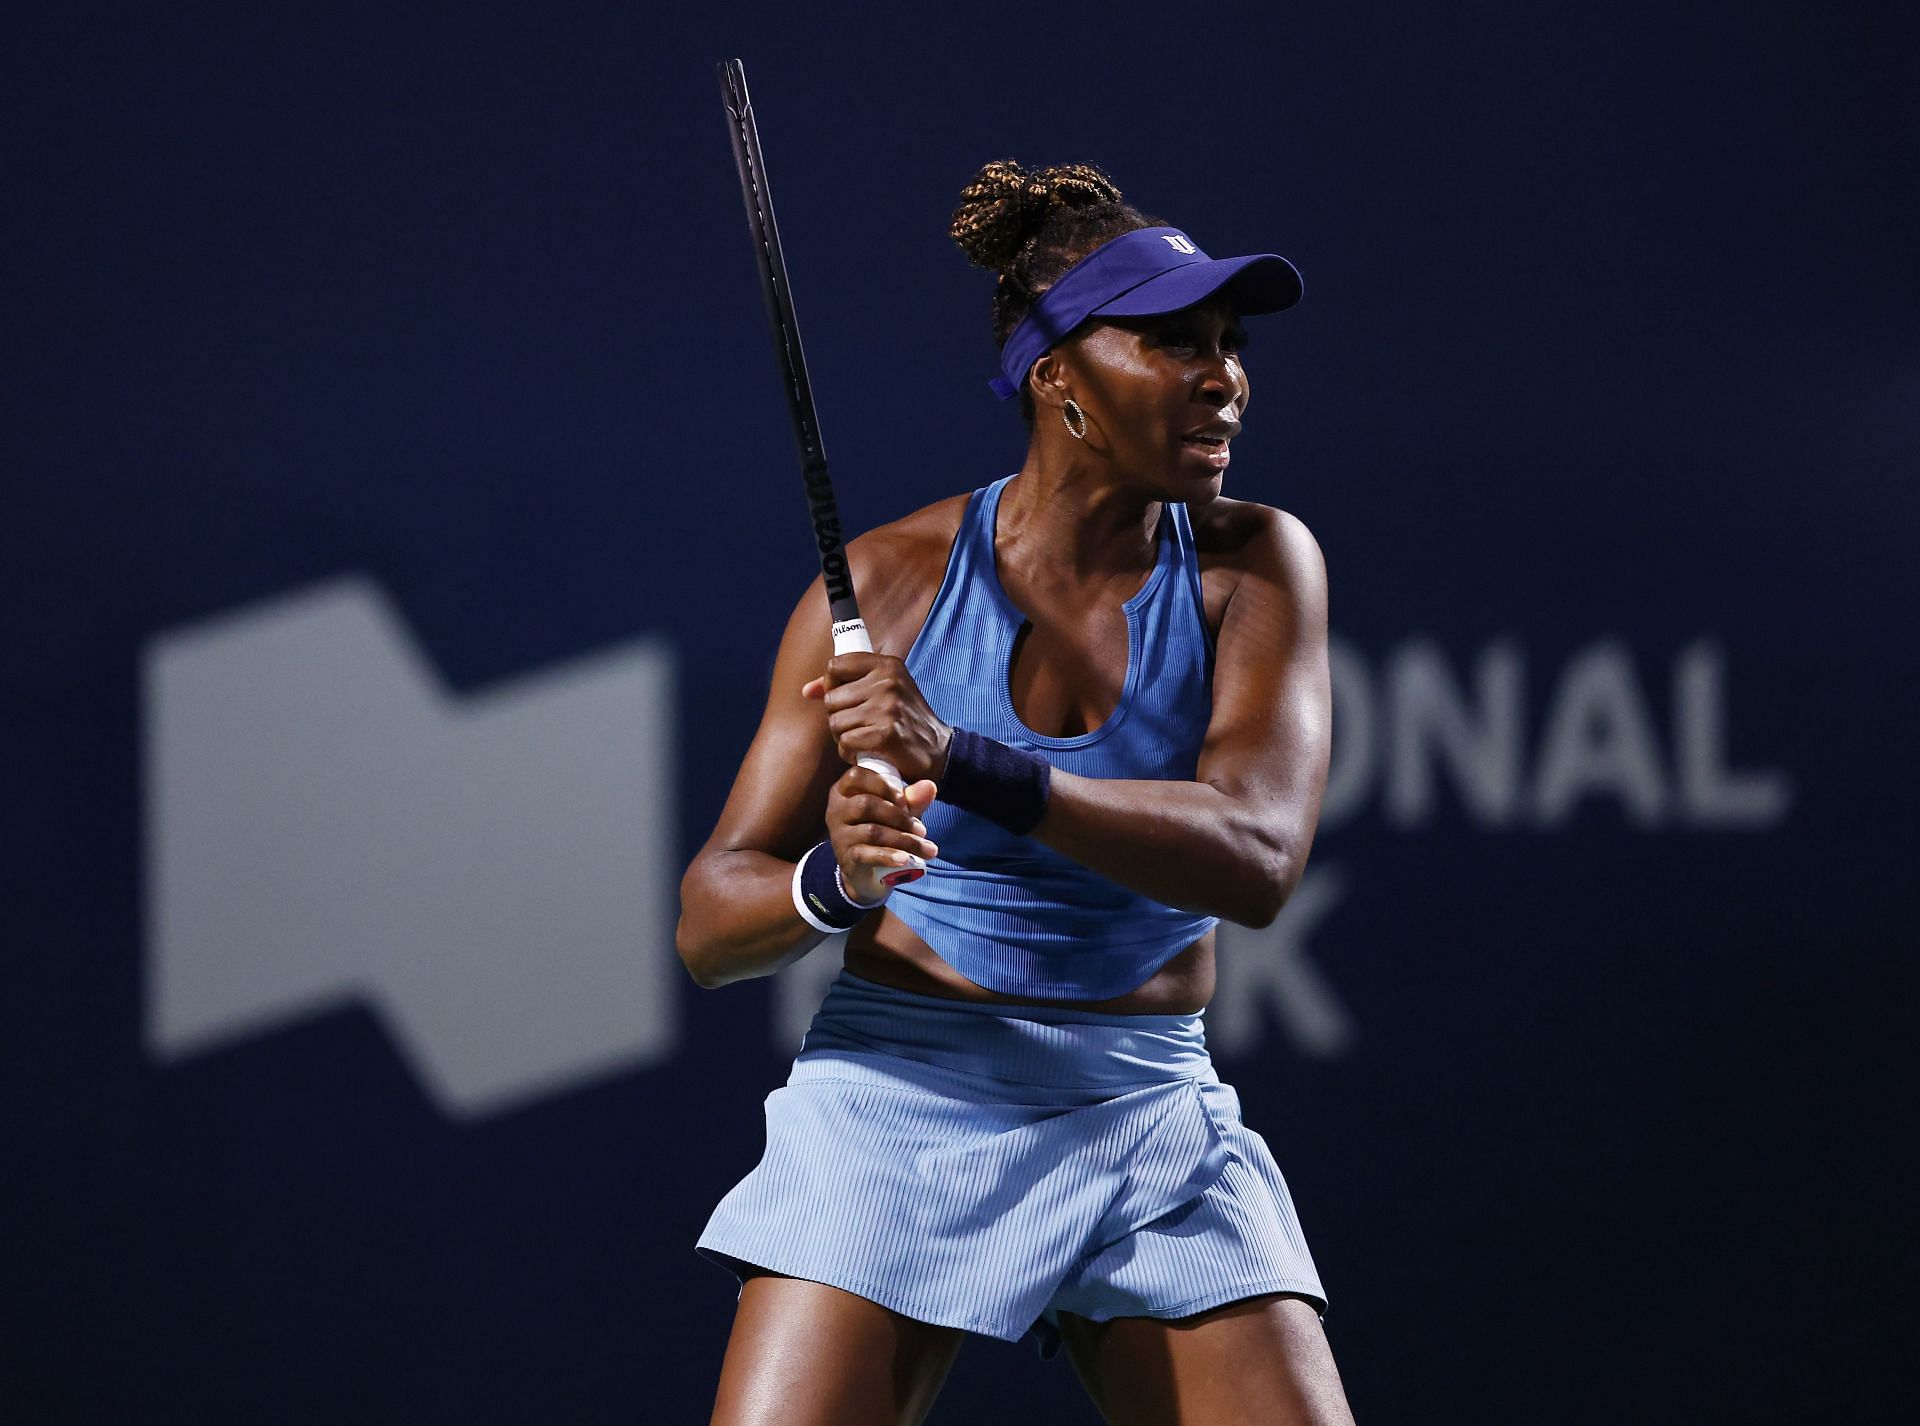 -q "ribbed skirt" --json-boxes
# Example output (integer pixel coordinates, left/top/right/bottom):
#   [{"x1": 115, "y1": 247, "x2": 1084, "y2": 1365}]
[{"x1": 696, "y1": 968, "x2": 1327, "y2": 1358}]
